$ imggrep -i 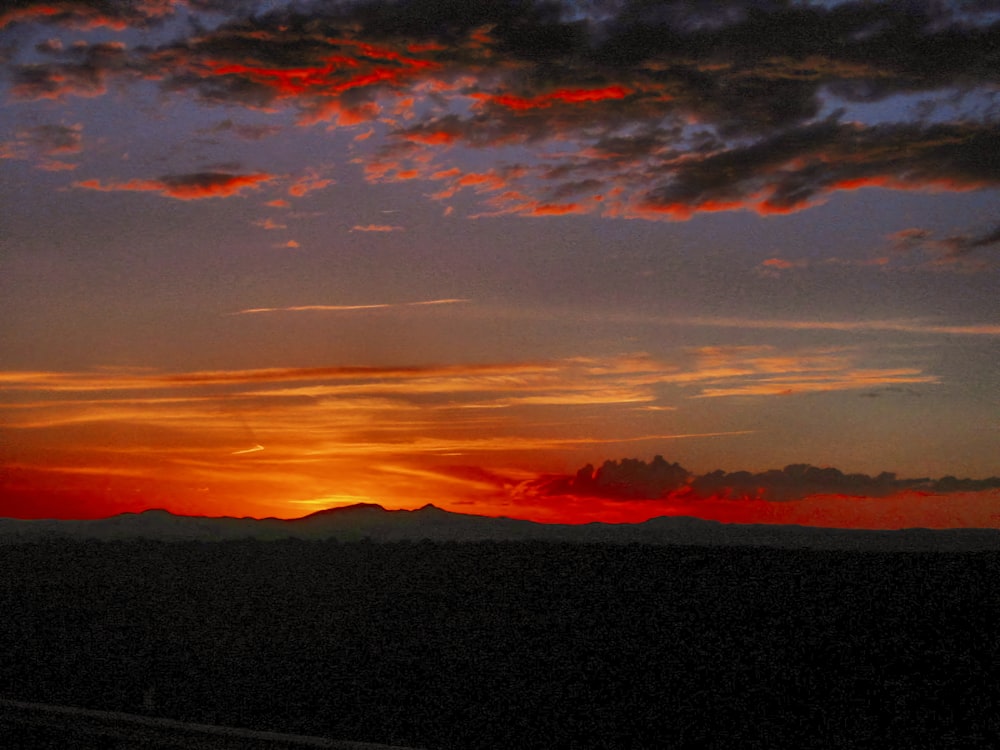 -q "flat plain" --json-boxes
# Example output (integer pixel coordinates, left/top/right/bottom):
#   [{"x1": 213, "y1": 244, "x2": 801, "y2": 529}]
[{"x1": 2, "y1": 538, "x2": 998, "y2": 748}]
